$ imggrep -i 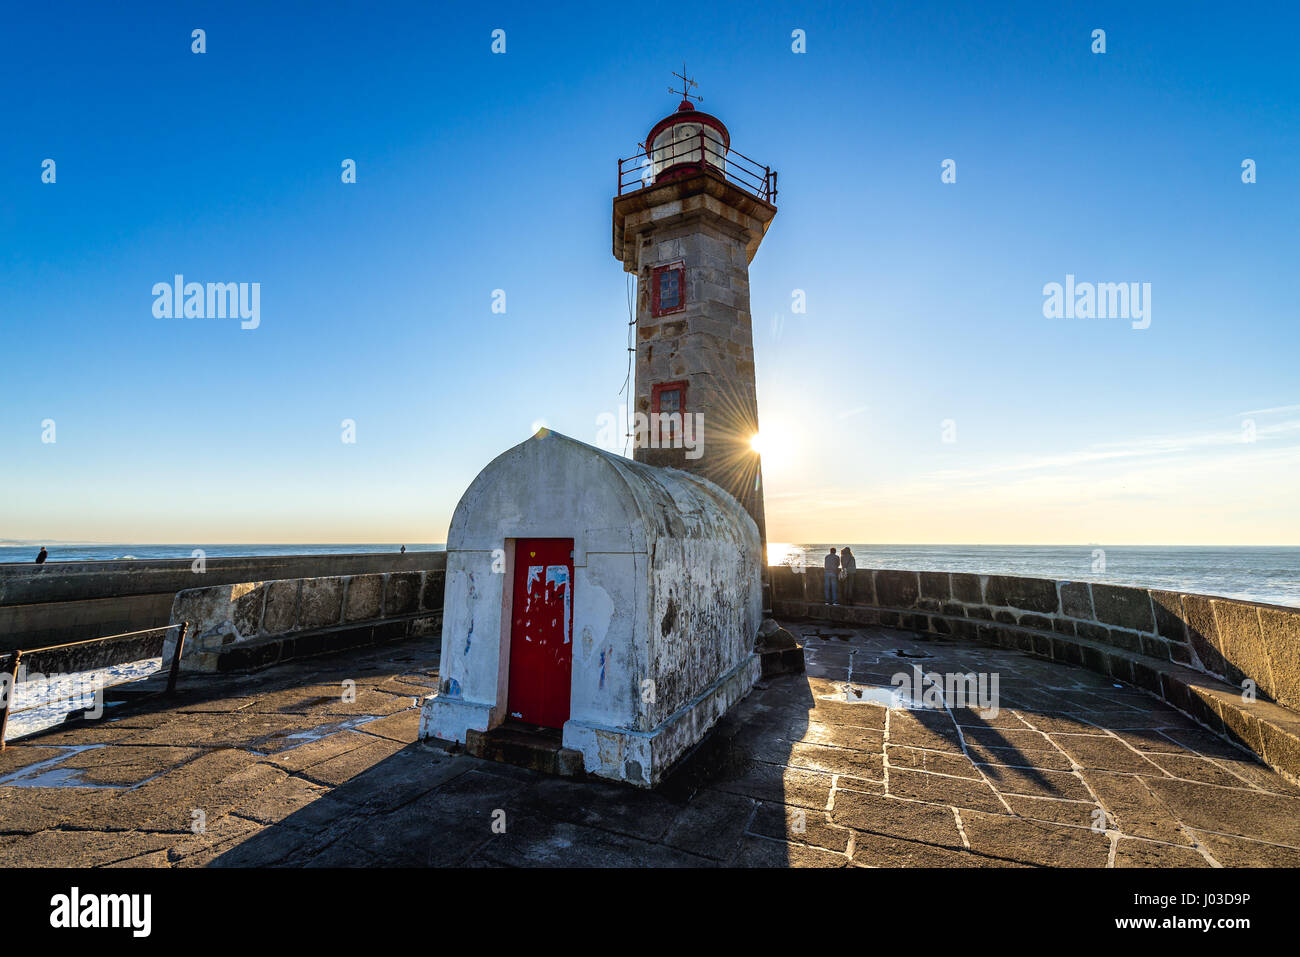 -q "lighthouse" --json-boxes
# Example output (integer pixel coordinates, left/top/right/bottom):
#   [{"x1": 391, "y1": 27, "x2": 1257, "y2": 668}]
[
  {"x1": 613, "y1": 75, "x2": 777, "y2": 548},
  {"x1": 417, "y1": 74, "x2": 777, "y2": 785}
]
